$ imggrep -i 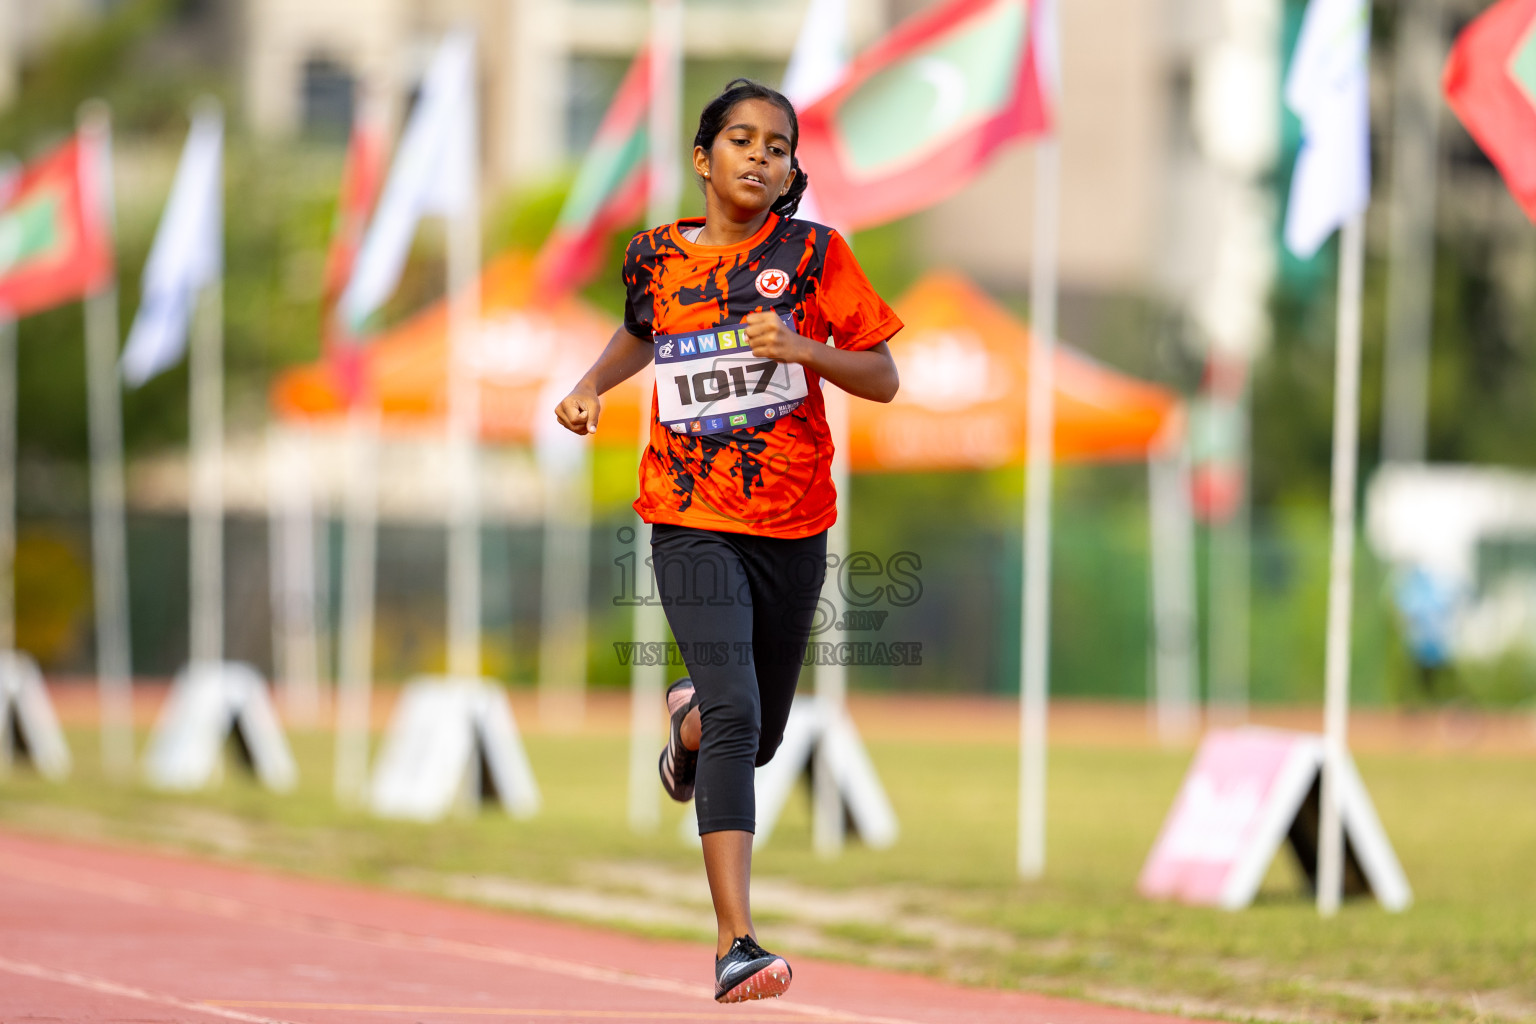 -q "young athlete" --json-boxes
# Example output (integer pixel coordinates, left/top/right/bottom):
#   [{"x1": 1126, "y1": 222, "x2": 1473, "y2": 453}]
[{"x1": 555, "y1": 79, "x2": 901, "y2": 1003}]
